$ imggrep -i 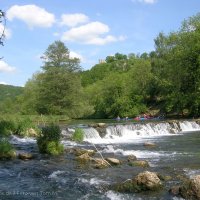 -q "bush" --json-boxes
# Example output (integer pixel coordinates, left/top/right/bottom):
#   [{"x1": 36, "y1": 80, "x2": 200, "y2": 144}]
[
  {"x1": 0, "y1": 117, "x2": 39, "y2": 138},
  {"x1": 0, "y1": 138, "x2": 16, "y2": 160},
  {"x1": 46, "y1": 141, "x2": 64, "y2": 156},
  {"x1": 37, "y1": 124, "x2": 64, "y2": 155},
  {"x1": 72, "y1": 128, "x2": 84, "y2": 142},
  {"x1": 0, "y1": 120, "x2": 16, "y2": 137},
  {"x1": 14, "y1": 117, "x2": 38, "y2": 137}
]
